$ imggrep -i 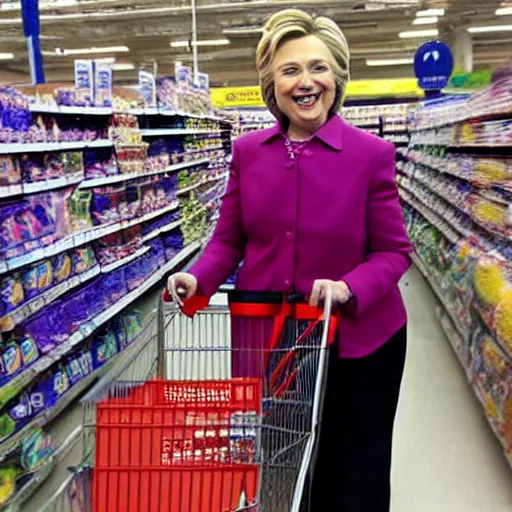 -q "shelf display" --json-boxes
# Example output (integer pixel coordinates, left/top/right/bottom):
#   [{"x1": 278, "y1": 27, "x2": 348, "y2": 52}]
[
  {"x1": 341, "y1": 103, "x2": 411, "y2": 146},
  {"x1": 398, "y1": 77, "x2": 512, "y2": 466},
  {"x1": 0, "y1": 82, "x2": 232, "y2": 508},
  {"x1": 229, "y1": 103, "x2": 411, "y2": 147}
]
